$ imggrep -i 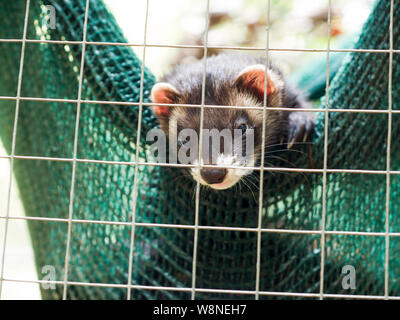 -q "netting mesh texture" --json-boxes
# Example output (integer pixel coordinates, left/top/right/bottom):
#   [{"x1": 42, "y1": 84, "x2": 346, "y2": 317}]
[{"x1": 0, "y1": 0, "x2": 399, "y2": 299}]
